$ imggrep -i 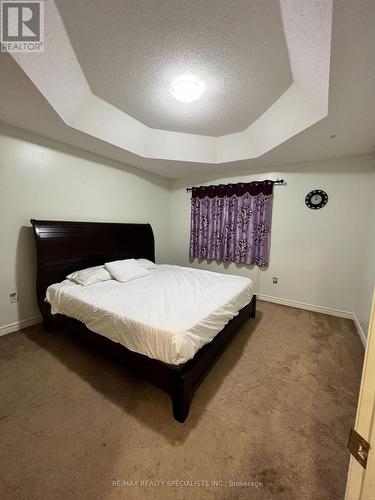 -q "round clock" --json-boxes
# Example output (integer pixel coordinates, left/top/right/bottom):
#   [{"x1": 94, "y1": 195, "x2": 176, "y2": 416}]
[{"x1": 305, "y1": 189, "x2": 328, "y2": 210}]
